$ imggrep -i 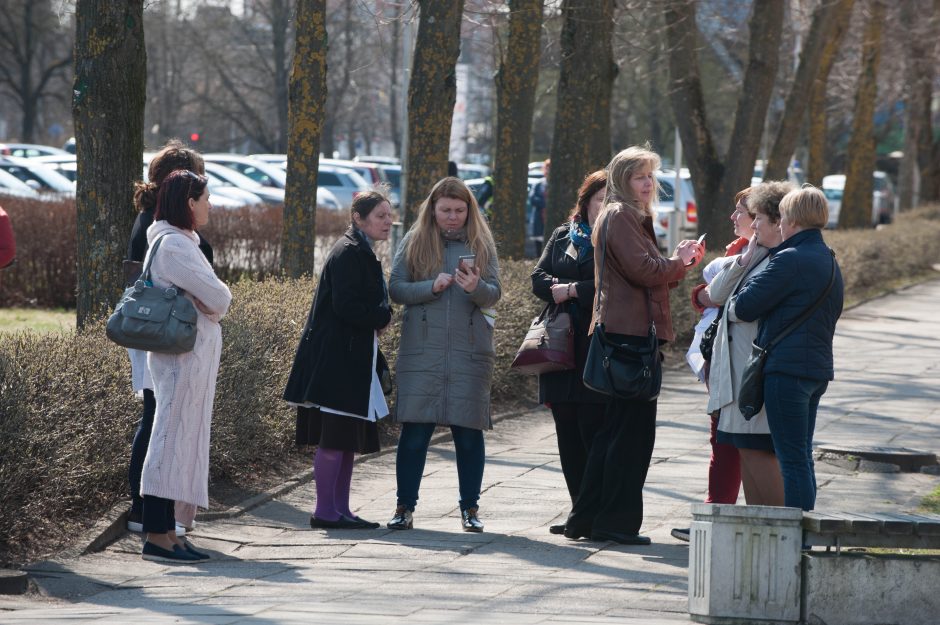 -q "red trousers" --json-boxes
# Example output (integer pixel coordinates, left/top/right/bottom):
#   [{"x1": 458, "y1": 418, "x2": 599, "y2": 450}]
[{"x1": 705, "y1": 412, "x2": 741, "y2": 503}]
